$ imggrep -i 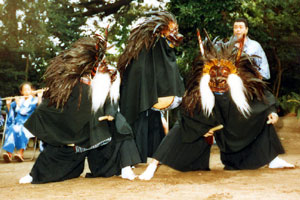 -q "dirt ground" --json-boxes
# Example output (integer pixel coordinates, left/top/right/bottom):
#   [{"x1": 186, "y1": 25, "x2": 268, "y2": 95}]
[{"x1": 0, "y1": 114, "x2": 299, "y2": 200}]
